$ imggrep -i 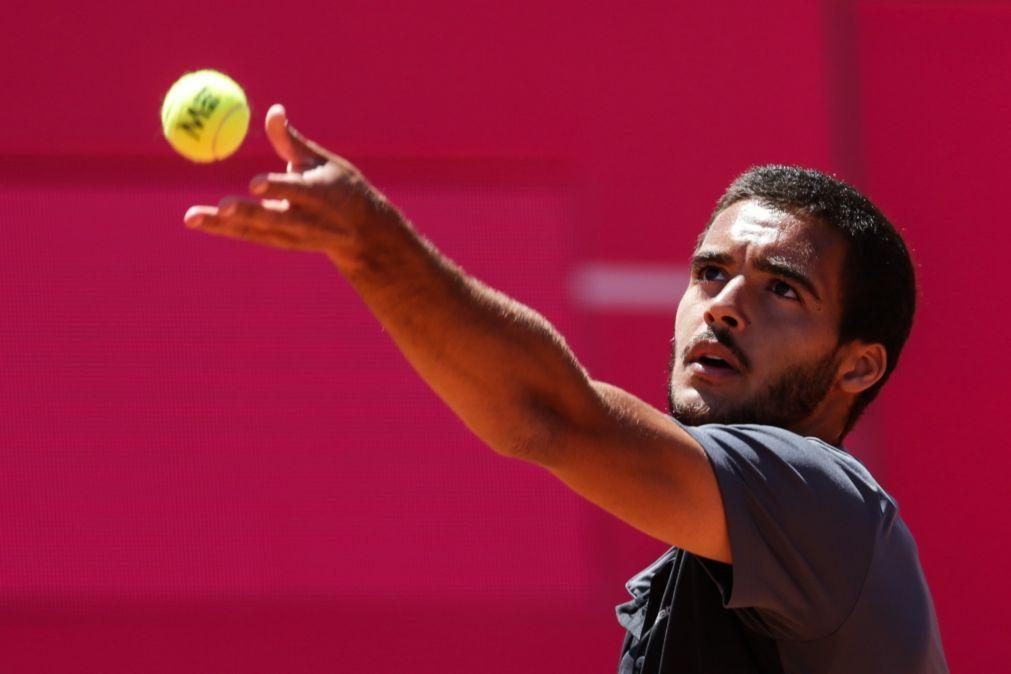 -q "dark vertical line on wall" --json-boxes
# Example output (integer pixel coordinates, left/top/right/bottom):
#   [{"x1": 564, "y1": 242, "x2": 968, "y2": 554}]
[
  {"x1": 822, "y1": 0, "x2": 886, "y2": 474},
  {"x1": 822, "y1": 0, "x2": 865, "y2": 188}
]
